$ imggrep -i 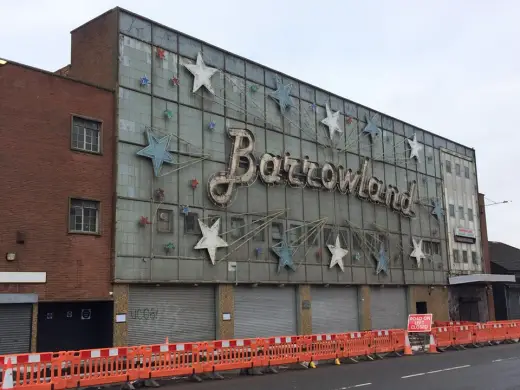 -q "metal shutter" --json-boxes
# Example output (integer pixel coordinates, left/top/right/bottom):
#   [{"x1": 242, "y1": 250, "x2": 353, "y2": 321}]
[
  {"x1": 508, "y1": 288, "x2": 520, "y2": 320},
  {"x1": 128, "y1": 285, "x2": 216, "y2": 346},
  {"x1": 311, "y1": 286, "x2": 359, "y2": 333},
  {"x1": 0, "y1": 304, "x2": 32, "y2": 355},
  {"x1": 370, "y1": 287, "x2": 407, "y2": 330},
  {"x1": 234, "y1": 286, "x2": 297, "y2": 338}
]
